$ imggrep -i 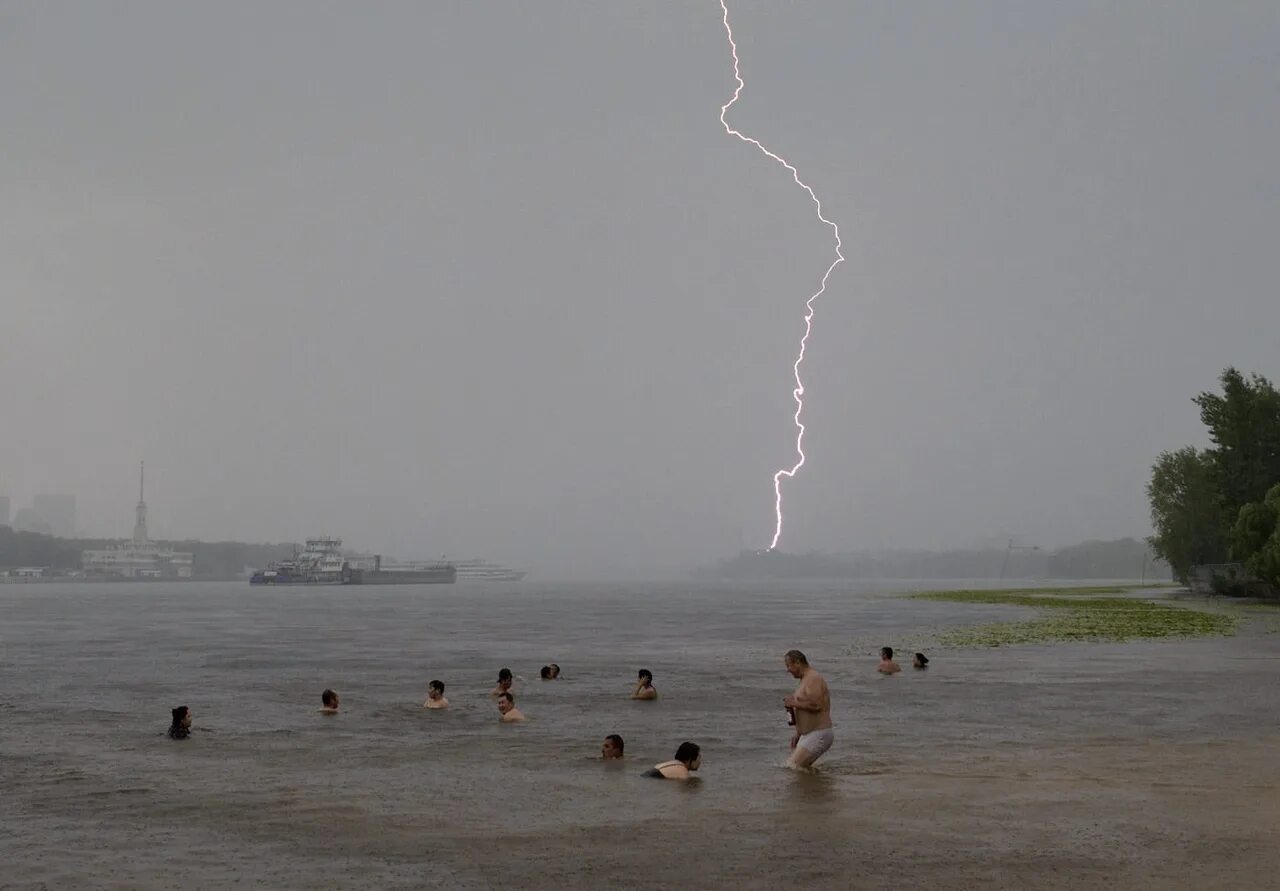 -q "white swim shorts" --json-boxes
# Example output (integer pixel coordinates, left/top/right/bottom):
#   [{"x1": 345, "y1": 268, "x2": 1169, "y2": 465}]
[{"x1": 796, "y1": 727, "x2": 834, "y2": 757}]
